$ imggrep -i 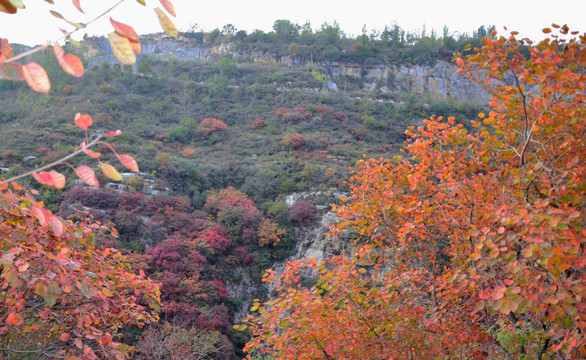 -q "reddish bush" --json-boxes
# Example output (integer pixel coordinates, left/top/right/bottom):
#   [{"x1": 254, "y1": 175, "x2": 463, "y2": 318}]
[
  {"x1": 282, "y1": 133, "x2": 305, "y2": 150},
  {"x1": 196, "y1": 118, "x2": 228, "y2": 136},
  {"x1": 251, "y1": 118, "x2": 266, "y2": 130},
  {"x1": 275, "y1": 106, "x2": 312, "y2": 123},
  {"x1": 199, "y1": 226, "x2": 232, "y2": 252},
  {"x1": 289, "y1": 200, "x2": 317, "y2": 224}
]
